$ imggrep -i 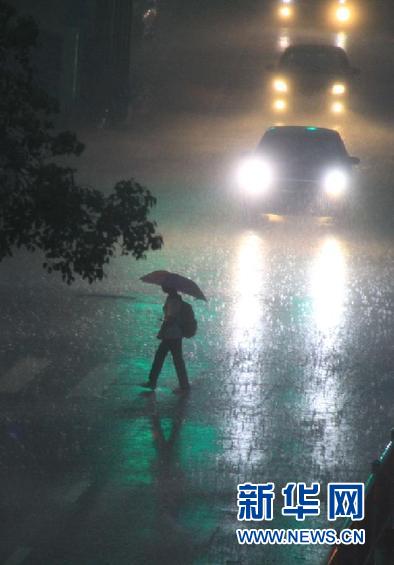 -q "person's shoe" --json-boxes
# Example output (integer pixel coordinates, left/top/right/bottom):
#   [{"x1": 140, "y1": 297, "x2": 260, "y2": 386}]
[{"x1": 140, "y1": 382, "x2": 156, "y2": 391}]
